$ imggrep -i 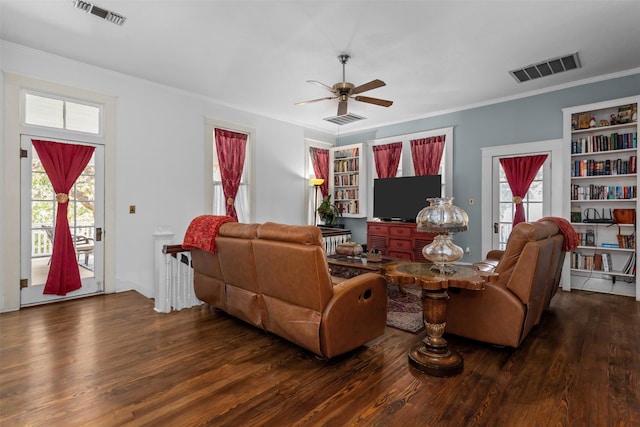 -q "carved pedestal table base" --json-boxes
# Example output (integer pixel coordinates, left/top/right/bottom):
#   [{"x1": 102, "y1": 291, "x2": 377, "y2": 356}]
[{"x1": 382, "y1": 262, "x2": 487, "y2": 377}]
